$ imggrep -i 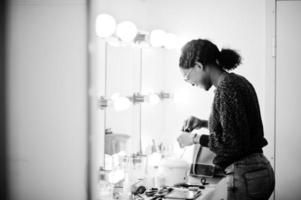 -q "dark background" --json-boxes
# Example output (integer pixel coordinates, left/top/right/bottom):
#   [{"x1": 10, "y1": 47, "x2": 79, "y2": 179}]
[{"x1": 0, "y1": 0, "x2": 8, "y2": 199}]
